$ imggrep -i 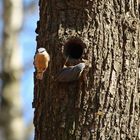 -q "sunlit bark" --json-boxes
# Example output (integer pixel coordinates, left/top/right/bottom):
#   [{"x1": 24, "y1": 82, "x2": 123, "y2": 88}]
[{"x1": 34, "y1": 0, "x2": 140, "y2": 140}]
